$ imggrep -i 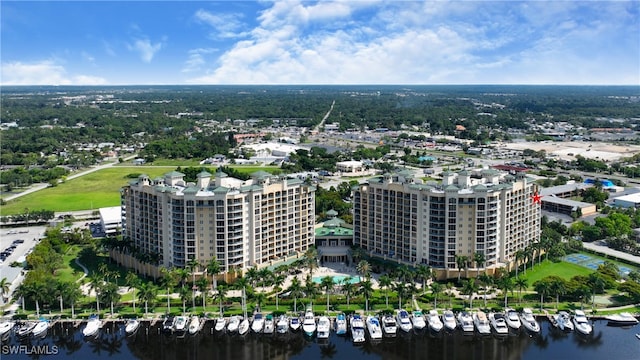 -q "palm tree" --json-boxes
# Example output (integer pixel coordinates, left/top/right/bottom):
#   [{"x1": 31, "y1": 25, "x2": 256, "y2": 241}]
[
  {"x1": 196, "y1": 277, "x2": 209, "y2": 311},
  {"x1": 576, "y1": 284, "x2": 591, "y2": 310},
  {"x1": 100, "y1": 282, "x2": 121, "y2": 317},
  {"x1": 214, "y1": 284, "x2": 228, "y2": 317},
  {"x1": 378, "y1": 275, "x2": 392, "y2": 308},
  {"x1": 0, "y1": 277, "x2": 10, "y2": 304},
  {"x1": 88, "y1": 274, "x2": 103, "y2": 313},
  {"x1": 356, "y1": 260, "x2": 371, "y2": 281},
  {"x1": 304, "y1": 246, "x2": 319, "y2": 277},
  {"x1": 588, "y1": 273, "x2": 605, "y2": 310},
  {"x1": 304, "y1": 274, "x2": 317, "y2": 308},
  {"x1": 473, "y1": 252, "x2": 486, "y2": 278},
  {"x1": 394, "y1": 282, "x2": 407, "y2": 309},
  {"x1": 206, "y1": 258, "x2": 221, "y2": 291},
  {"x1": 178, "y1": 284, "x2": 191, "y2": 314},
  {"x1": 138, "y1": 282, "x2": 157, "y2": 318},
  {"x1": 456, "y1": 255, "x2": 468, "y2": 281},
  {"x1": 445, "y1": 282, "x2": 454, "y2": 309},
  {"x1": 430, "y1": 282, "x2": 443, "y2": 309},
  {"x1": 187, "y1": 258, "x2": 200, "y2": 309},
  {"x1": 478, "y1": 273, "x2": 493, "y2": 308},
  {"x1": 416, "y1": 265, "x2": 431, "y2": 294},
  {"x1": 514, "y1": 250, "x2": 525, "y2": 278},
  {"x1": 288, "y1": 277, "x2": 303, "y2": 313},
  {"x1": 496, "y1": 275, "x2": 514, "y2": 308},
  {"x1": 360, "y1": 280, "x2": 373, "y2": 313},
  {"x1": 160, "y1": 267, "x2": 176, "y2": 314},
  {"x1": 125, "y1": 272, "x2": 140, "y2": 314},
  {"x1": 246, "y1": 267, "x2": 259, "y2": 288},
  {"x1": 65, "y1": 283, "x2": 82, "y2": 319},
  {"x1": 515, "y1": 277, "x2": 528, "y2": 305},
  {"x1": 320, "y1": 276, "x2": 334, "y2": 313},
  {"x1": 533, "y1": 280, "x2": 551, "y2": 311},
  {"x1": 524, "y1": 246, "x2": 534, "y2": 271},
  {"x1": 461, "y1": 279, "x2": 478, "y2": 308},
  {"x1": 550, "y1": 278, "x2": 566, "y2": 310},
  {"x1": 273, "y1": 274, "x2": 286, "y2": 310},
  {"x1": 342, "y1": 280, "x2": 355, "y2": 309}
]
